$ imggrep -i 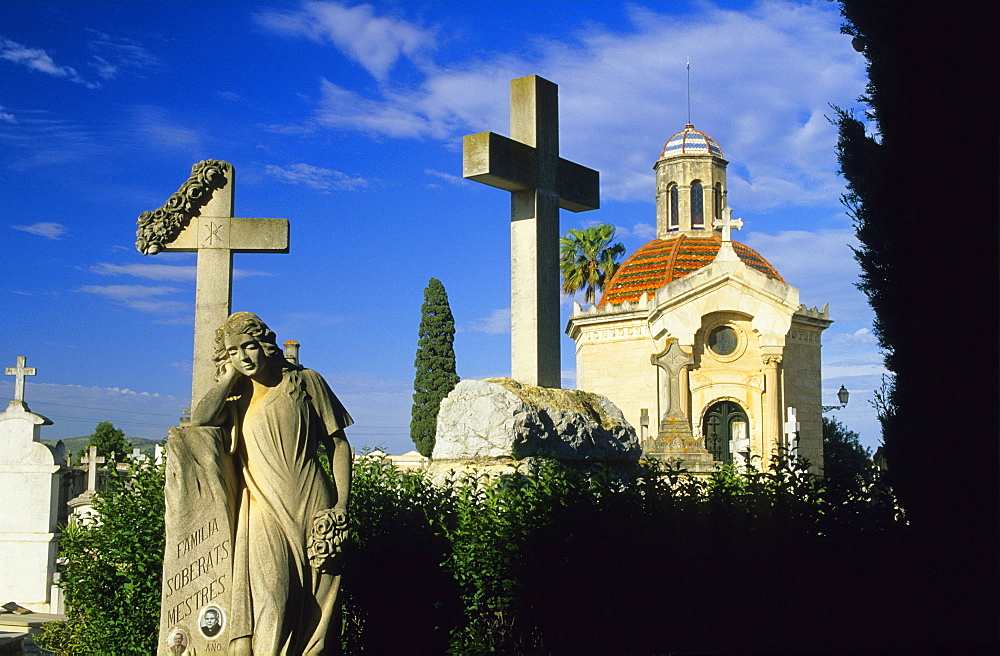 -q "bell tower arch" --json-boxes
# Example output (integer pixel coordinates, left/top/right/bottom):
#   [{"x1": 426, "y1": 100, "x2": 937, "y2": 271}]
[{"x1": 654, "y1": 124, "x2": 729, "y2": 238}]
